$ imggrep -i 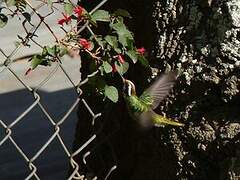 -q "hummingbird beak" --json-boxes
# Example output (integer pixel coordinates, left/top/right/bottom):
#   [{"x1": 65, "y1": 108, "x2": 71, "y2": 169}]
[
  {"x1": 120, "y1": 75, "x2": 126, "y2": 83},
  {"x1": 120, "y1": 75, "x2": 126, "y2": 90}
]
